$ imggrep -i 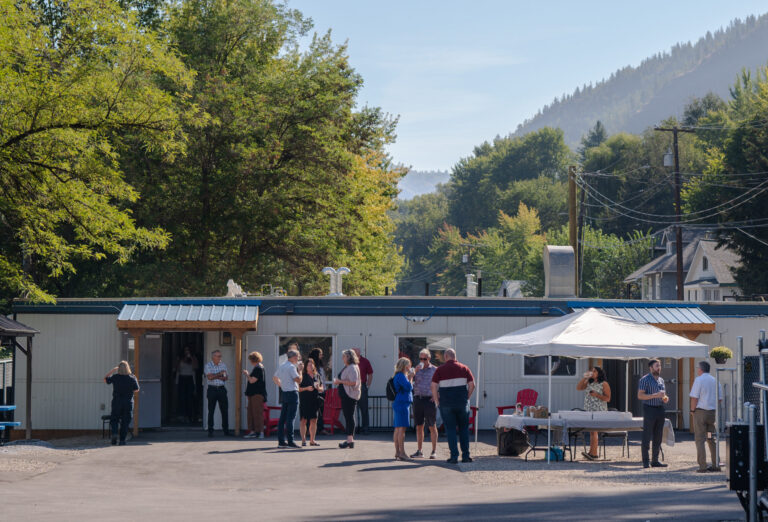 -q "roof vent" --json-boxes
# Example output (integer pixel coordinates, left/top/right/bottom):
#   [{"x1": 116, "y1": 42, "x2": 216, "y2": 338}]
[{"x1": 543, "y1": 246, "x2": 576, "y2": 298}]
